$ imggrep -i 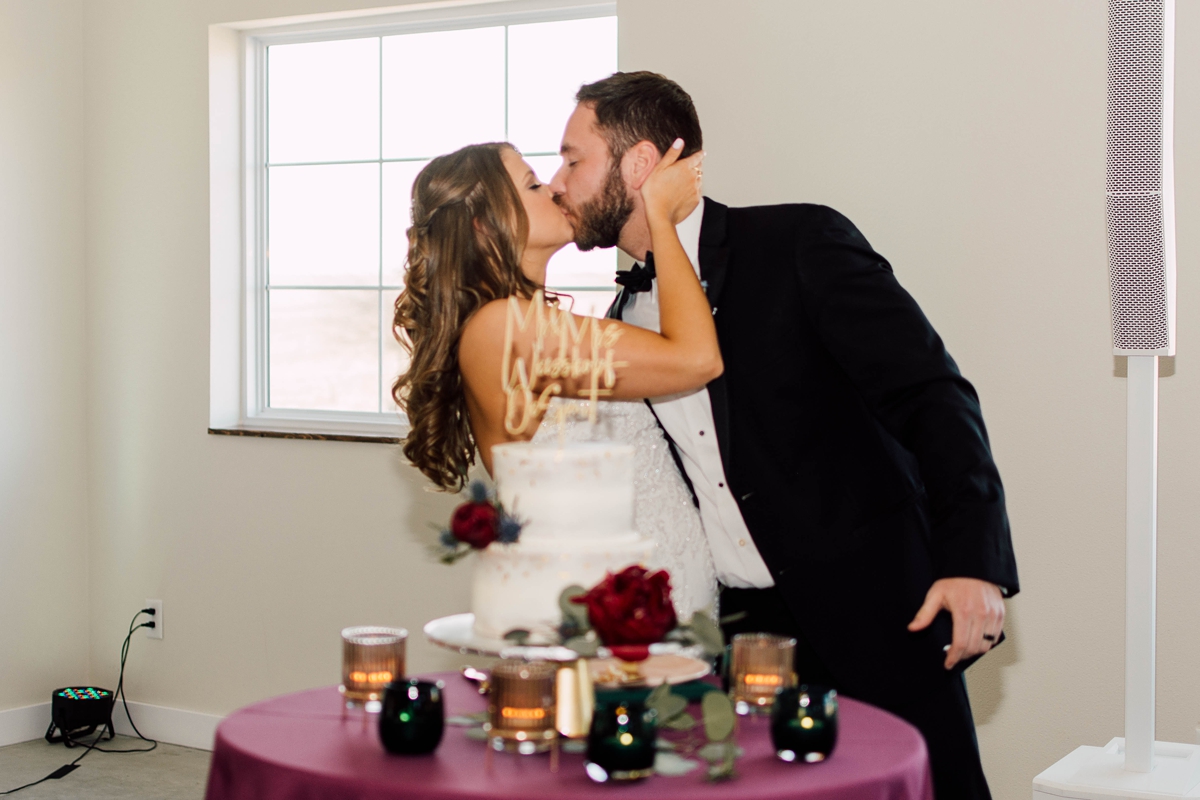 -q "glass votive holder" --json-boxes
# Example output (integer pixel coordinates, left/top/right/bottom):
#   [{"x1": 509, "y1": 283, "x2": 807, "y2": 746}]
[
  {"x1": 485, "y1": 660, "x2": 559, "y2": 755},
  {"x1": 770, "y1": 684, "x2": 838, "y2": 763},
  {"x1": 729, "y1": 632, "x2": 797, "y2": 715},
  {"x1": 339, "y1": 626, "x2": 407, "y2": 711},
  {"x1": 584, "y1": 699, "x2": 657, "y2": 783},
  {"x1": 379, "y1": 679, "x2": 445, "y2": 755}
]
